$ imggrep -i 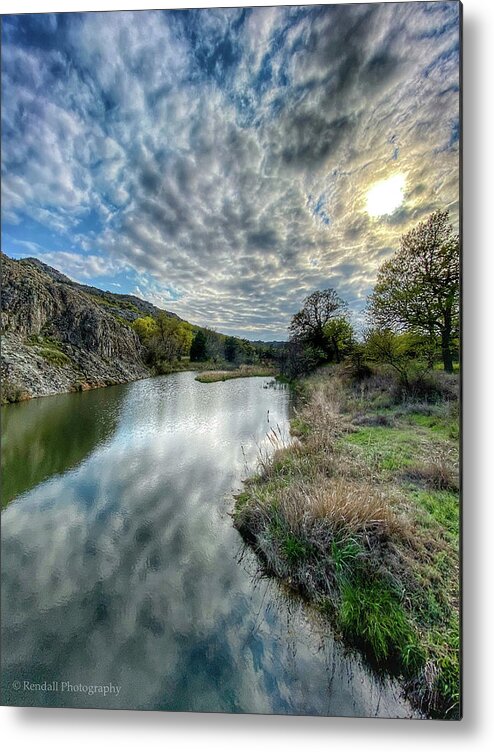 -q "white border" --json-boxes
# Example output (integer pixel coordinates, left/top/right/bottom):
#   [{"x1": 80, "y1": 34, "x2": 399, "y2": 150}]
[{"x1": 2, "y1": 0, "x2": 494, "y2": 748}]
